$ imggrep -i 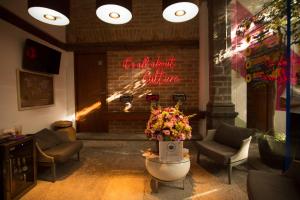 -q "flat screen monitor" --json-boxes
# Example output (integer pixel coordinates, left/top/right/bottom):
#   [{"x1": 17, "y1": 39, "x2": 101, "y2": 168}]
[{"x1": 22, "y1": 39, "x2": 61, "y2": 74}]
